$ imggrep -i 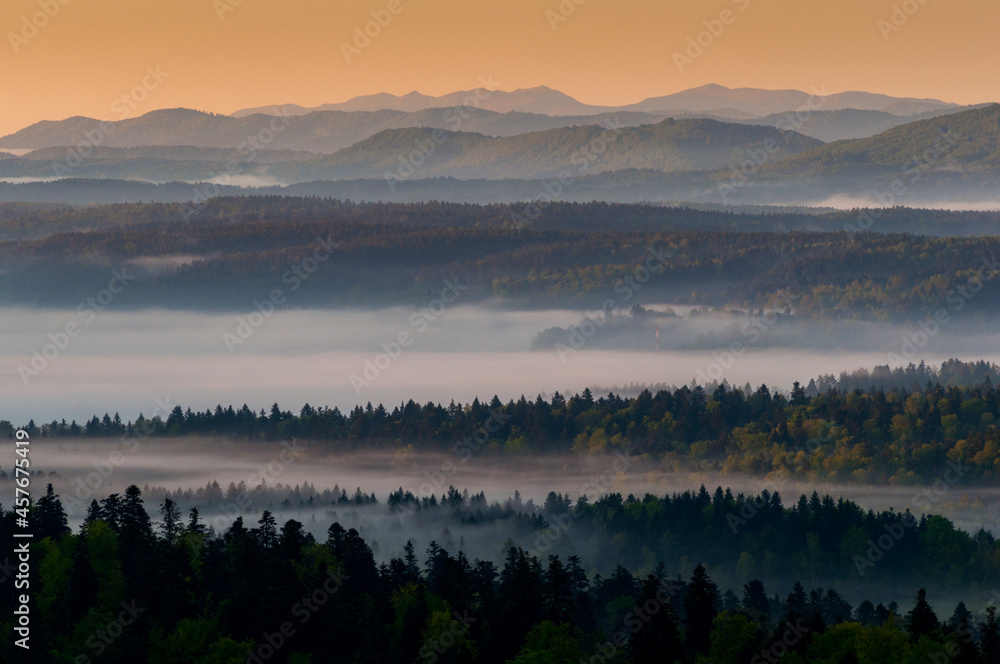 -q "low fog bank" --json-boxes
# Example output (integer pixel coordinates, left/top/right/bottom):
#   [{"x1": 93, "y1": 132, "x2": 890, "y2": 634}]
[
  {"x1": 532, "y1": 305, "x2": 1000, "y2": 355},
  {"x1": 11, "y1": 440, "x2": 1000, "y2": 610},
  {"x1": 3, "y1": 306, "x2": 1000, "y2": 423},
  {"x1": 808, "y1": 195, "x2": 1000, "y2": 212},
  {"x1": 21, "y1": 440, "x2": 1000, "y2": 539}
]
